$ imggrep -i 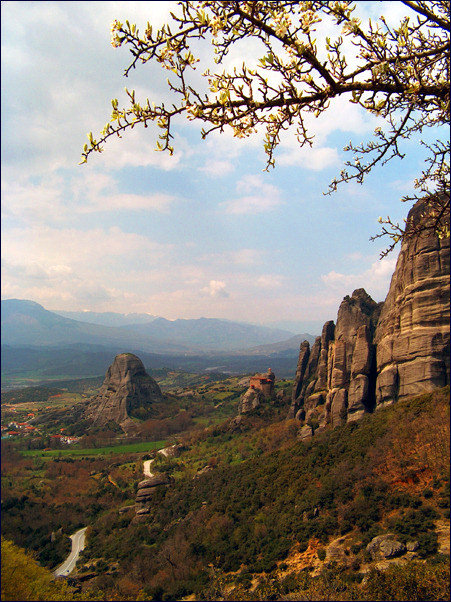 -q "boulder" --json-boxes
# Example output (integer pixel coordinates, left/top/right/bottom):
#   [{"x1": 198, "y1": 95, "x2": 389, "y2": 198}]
[
  {"x1": 291, "y1": 340, "x2": 311, "y2": 405},
  {"x1": 315, "y1": 321, "x2": 335, "y2": 392},
  {"x1": 366, "y1": 534, "x2": 407, "y2": 560},
  {"x1": 298, "y1": 424, "x2": 314, "y2": 440},
  {"x1": 135, "y1": 507, "x2": 150, "y2": 516},
  {"x1": 351, "y1": 325, "x2": 374, "y2": 376},
  {"x1": 328, "y1": 388, "x2": 348, "y2": 427},
  {"x1": 347, "y1": 374, "x2": 370, "y2": 421},
  {"x1": 331, "y1": 340, "x2": 348, "y2": 389},
  {"x1": 193, "y1": 464, "x2": 216, "y2": 479},
  {"x1": 135, "y1": 472, "x2": 173, "y2": 513}
]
